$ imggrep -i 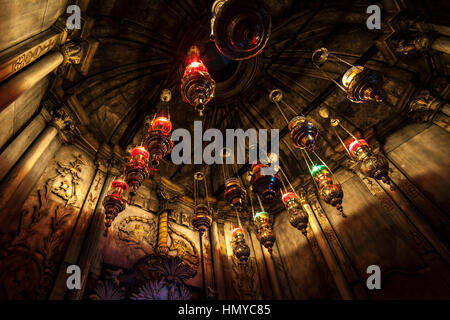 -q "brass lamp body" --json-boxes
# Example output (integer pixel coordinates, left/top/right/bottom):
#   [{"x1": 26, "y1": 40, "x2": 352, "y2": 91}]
[
  {"x1": 210, "y1": 0, "x2": 271, "y2": 60},
  {"x1": 224, "y1": 177, "x2": 247, "y2": 212},
  {"x1": 254, "y1": 213, "x2": 276, "y2": 253},
  {"x1": 250, "y1": 163, "x2": 281, "y2": 201},
  {"x1": 352, "y1": 143, "x2": 392, "y2": 187},
  {"x1": 288, "y1": 116, "x2": 319, "y2": 150},
  {"x1": 232, "y1": 231, "x2": 251, "y2": 265},
  {"x1": 192, "y1": 203, "x2": 212, "y2": 235},
  {"x1": 314, "y1": 171, "x2": 345, "y2": 217}
]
